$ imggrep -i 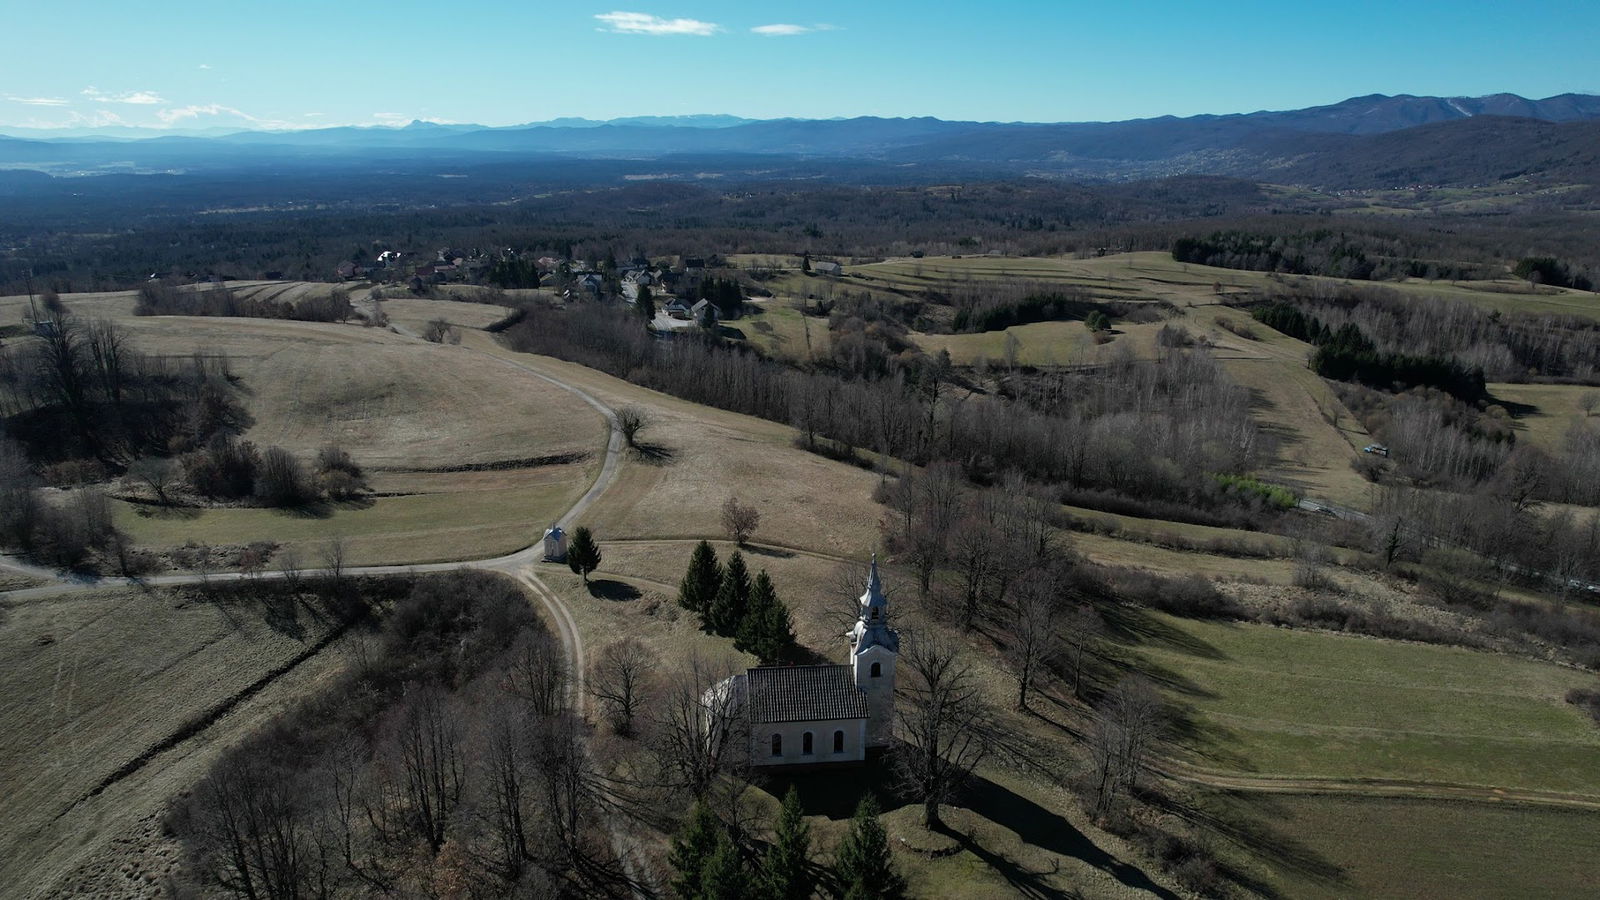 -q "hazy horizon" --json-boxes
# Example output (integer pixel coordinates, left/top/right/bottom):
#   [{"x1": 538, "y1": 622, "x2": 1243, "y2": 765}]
[{"x1": 5, "y1": 0, "x2": 1597, "y2": 133}]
